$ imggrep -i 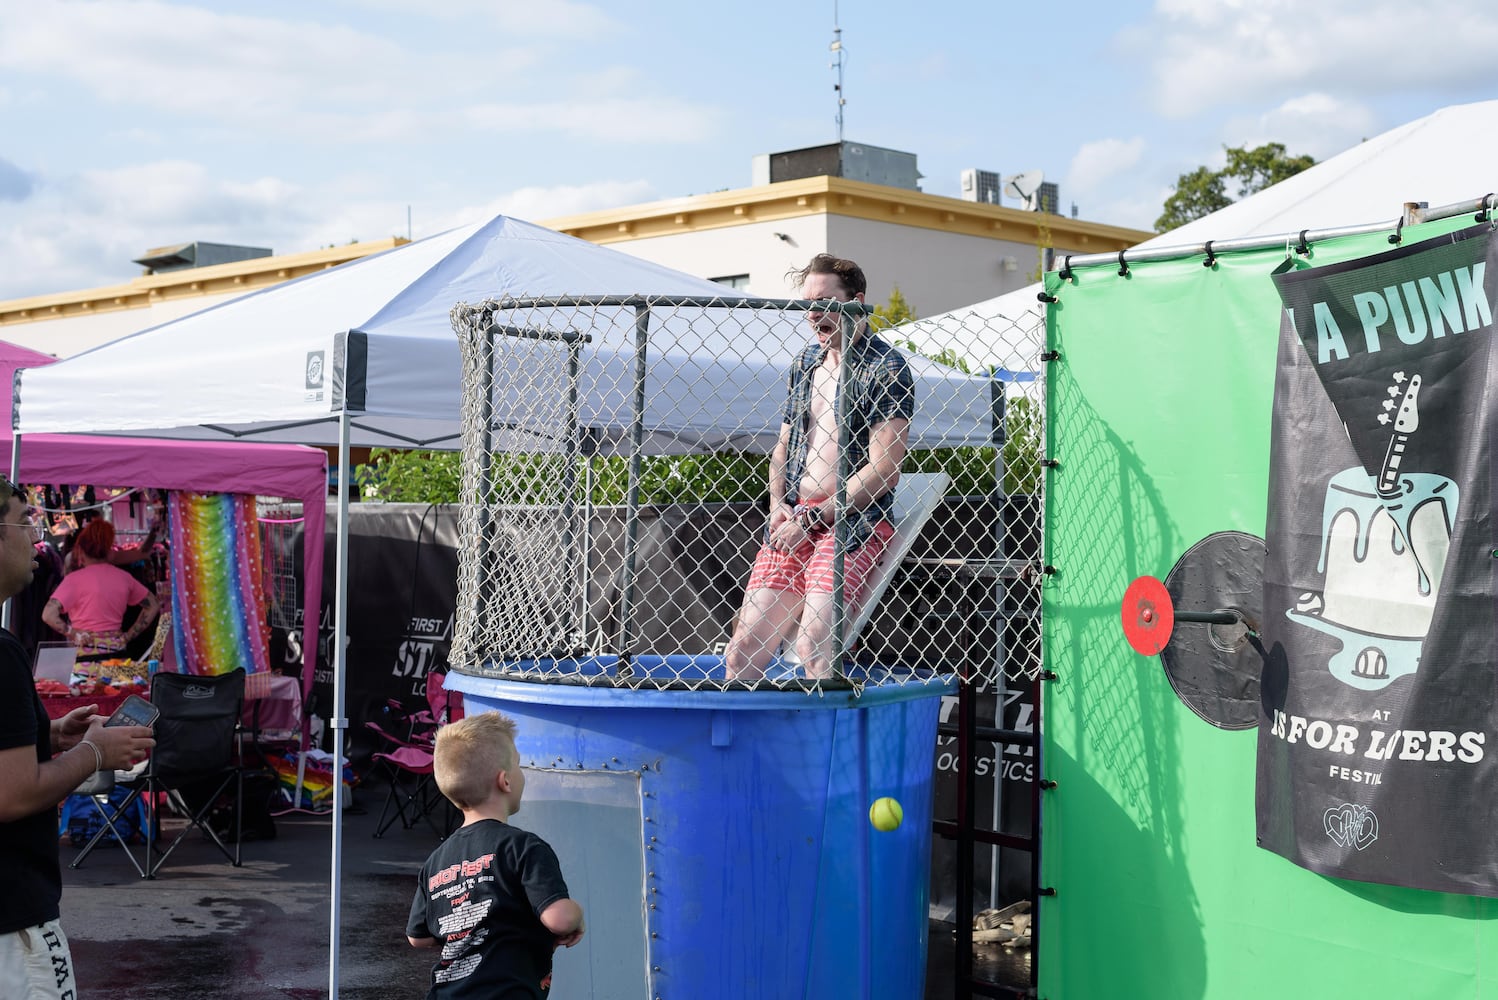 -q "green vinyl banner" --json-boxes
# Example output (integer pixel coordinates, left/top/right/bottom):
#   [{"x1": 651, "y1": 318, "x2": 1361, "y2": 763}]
[{"x1": 1263, "y1": 223, "x2": 1498, "y2": 895}]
